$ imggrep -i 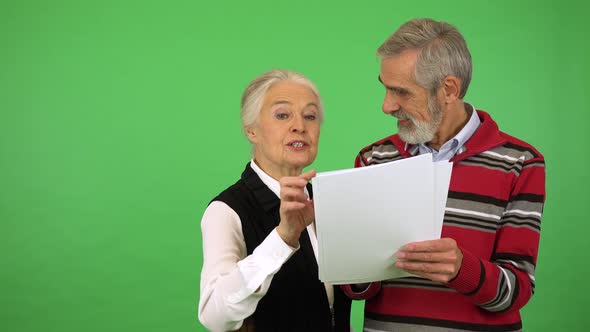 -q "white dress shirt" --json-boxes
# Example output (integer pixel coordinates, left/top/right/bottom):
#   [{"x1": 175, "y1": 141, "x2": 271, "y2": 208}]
[{"x1": 198, "y1": 160, "x2": 334, "y2": 331}]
